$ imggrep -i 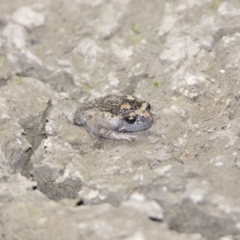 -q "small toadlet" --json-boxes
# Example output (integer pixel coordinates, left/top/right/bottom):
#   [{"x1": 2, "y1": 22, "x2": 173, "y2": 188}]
[{"x1": 74, "y1": 94, "x2": 154, "y2": 142}]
